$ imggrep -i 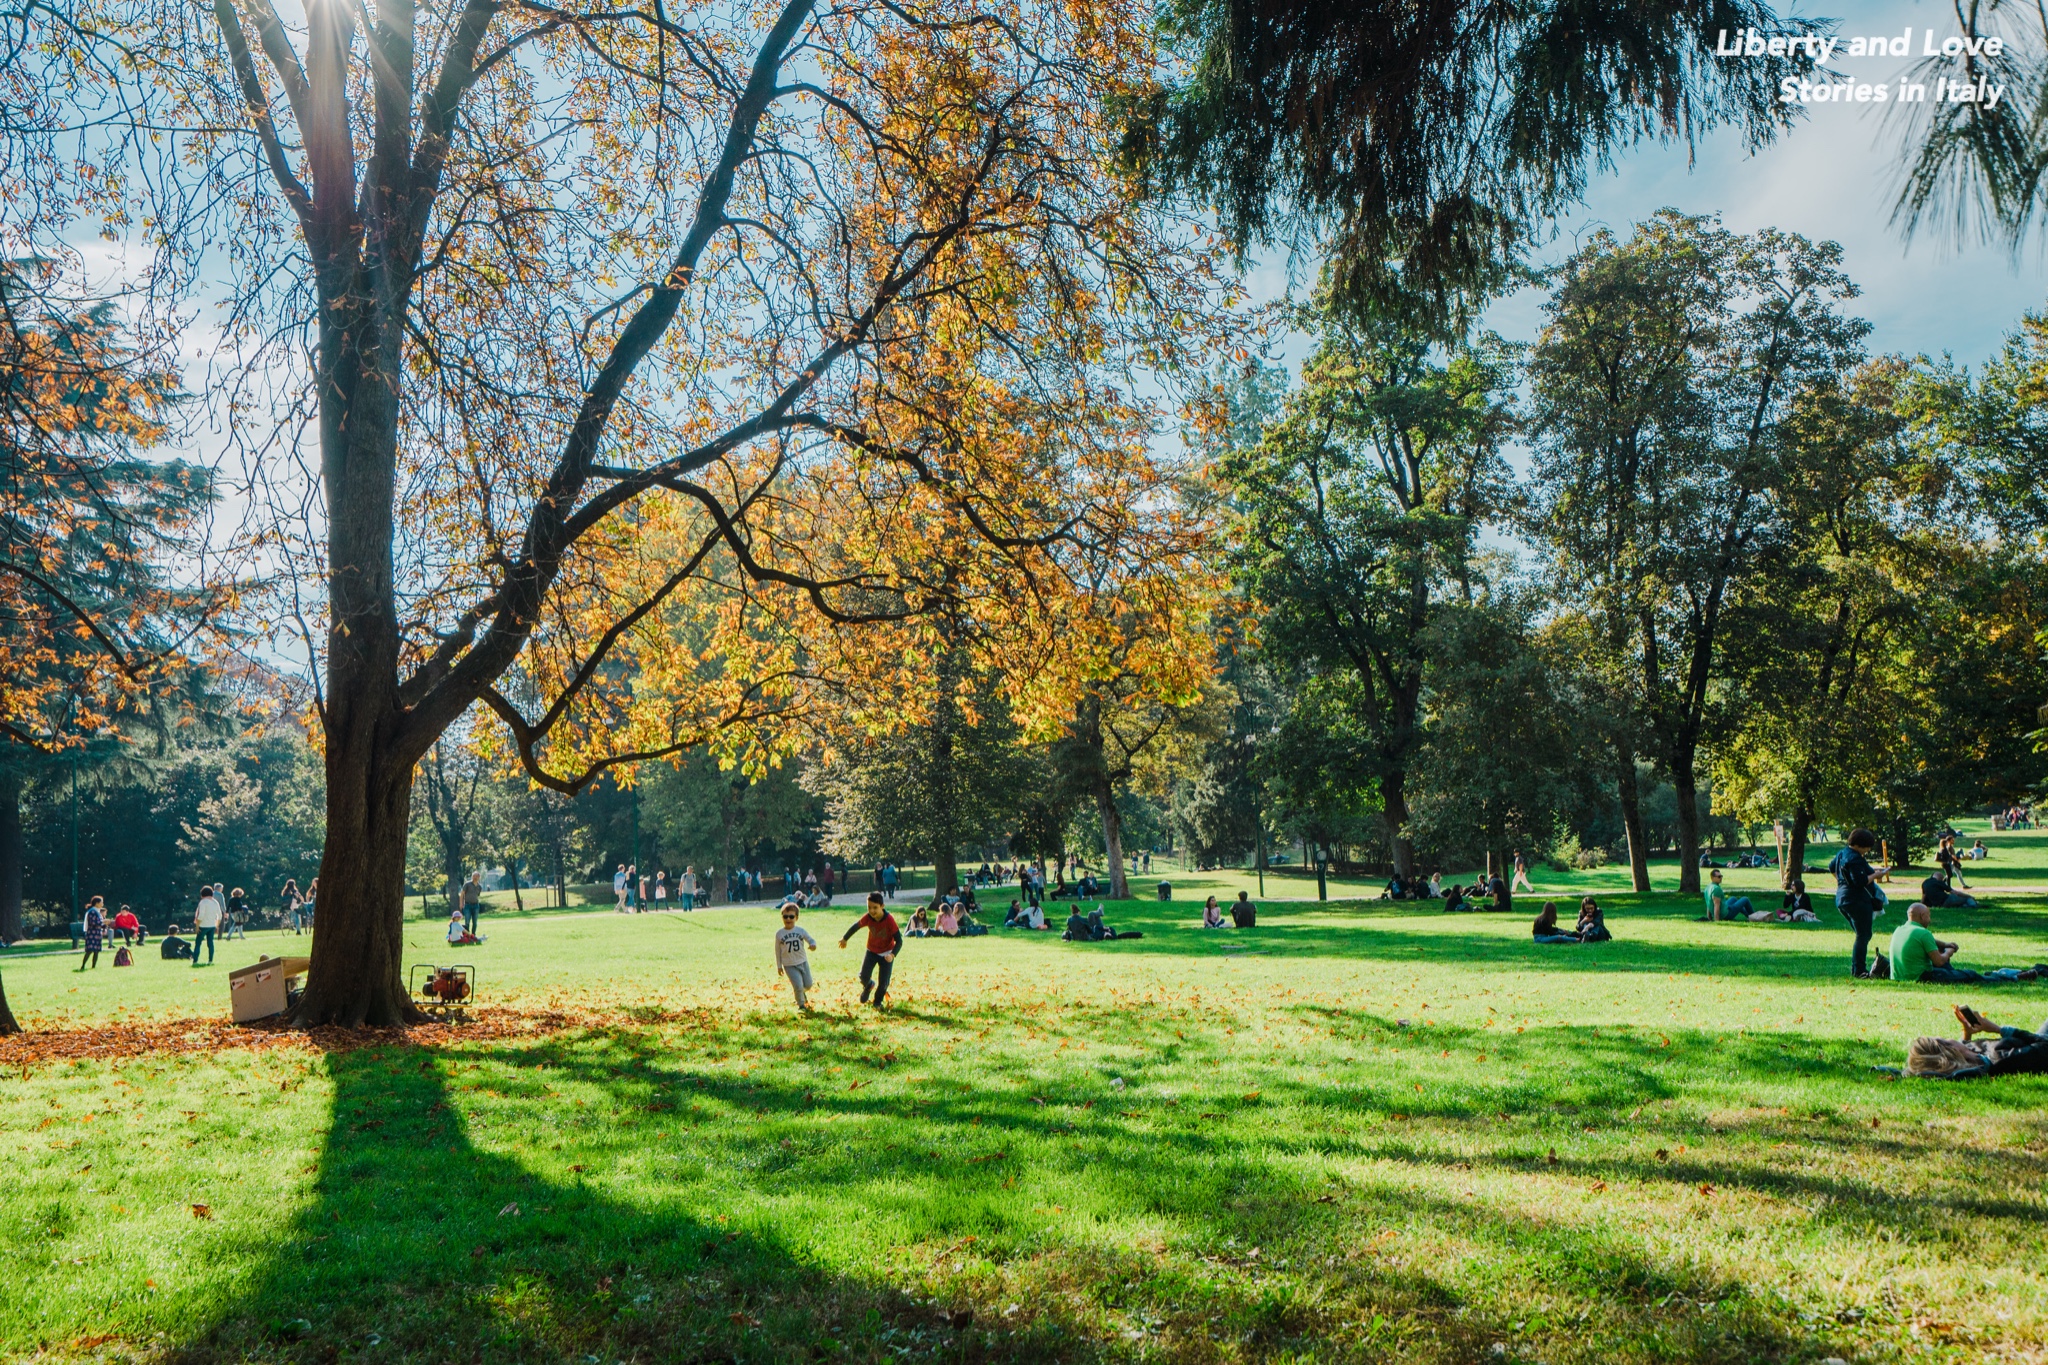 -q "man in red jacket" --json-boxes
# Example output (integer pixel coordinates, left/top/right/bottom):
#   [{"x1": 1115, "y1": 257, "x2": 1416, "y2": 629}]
[{"x1": 838, "y1": 893, "x2": 902, "y2": 1009}]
